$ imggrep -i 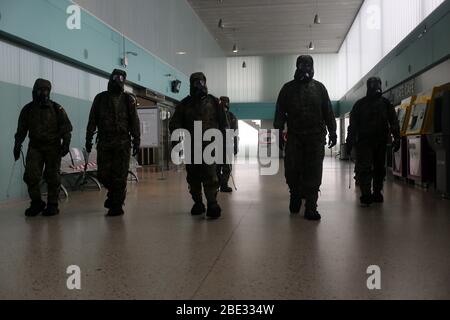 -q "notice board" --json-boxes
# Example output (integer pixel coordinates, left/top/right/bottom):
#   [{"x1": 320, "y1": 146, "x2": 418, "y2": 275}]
[{"x1": 137, "y1": 107, "x2": 159, "y2": 148}]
